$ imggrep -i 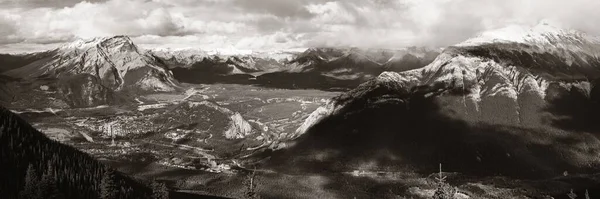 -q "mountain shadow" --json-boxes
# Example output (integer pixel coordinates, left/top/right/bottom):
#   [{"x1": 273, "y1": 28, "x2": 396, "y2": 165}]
[
  {"x1": 0, "y1": 51, "x2": 56, "y2": 74},
  {"x1": 171, "y1": 63, "x2": 255, "y2": 85},
  {"x1": 254, "y1": 71, "x2": 363, "y2": 91},
  {"x1": 265, "y1": 80, "x2": 600, "y2": 180},
  {"x1": 544, "y1": 79, "x2": 600, "y2": 133}
]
